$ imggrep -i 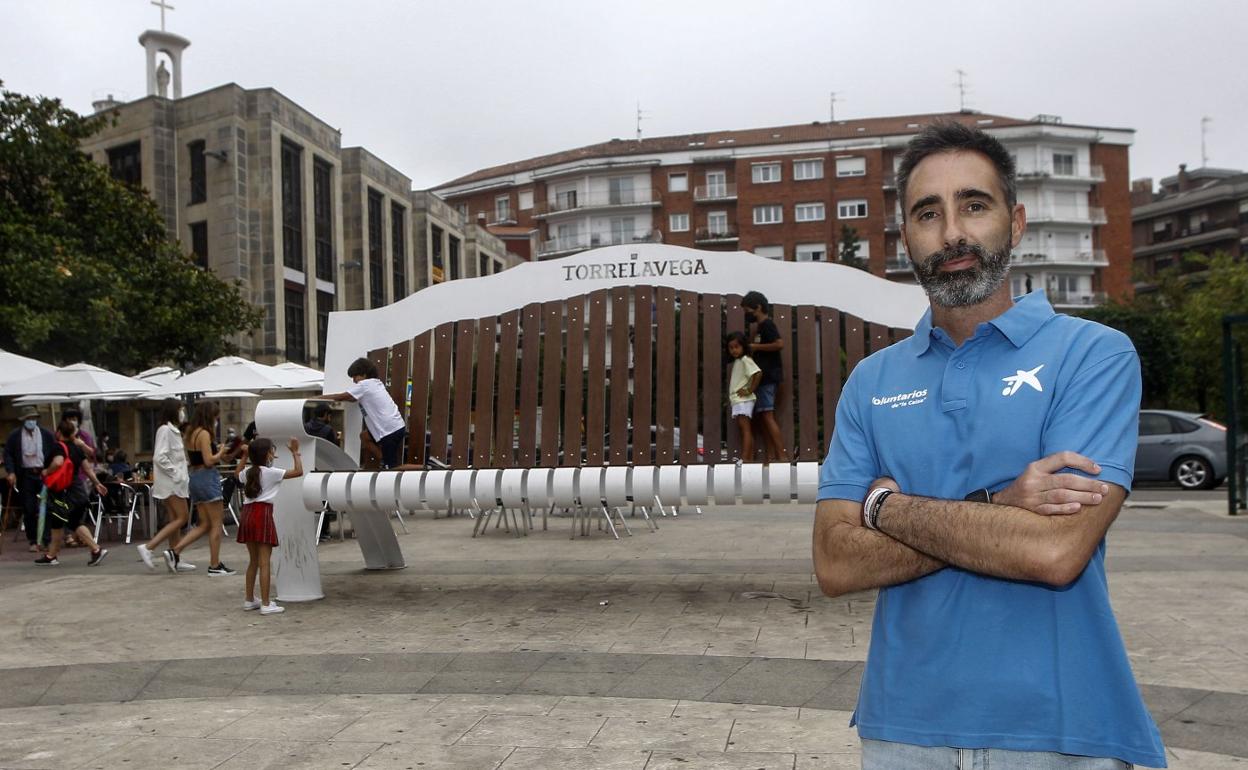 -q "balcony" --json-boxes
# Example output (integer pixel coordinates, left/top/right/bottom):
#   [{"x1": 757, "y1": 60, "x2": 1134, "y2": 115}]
[
  {"x1": 532, "y1": 188, "x2": 662, "y2": 218},
  {"x1": 883, "y1": 215, "x2": 901, "y2": 233},
  {"x1": 487, "y1": 212, "x2": 517, "y2": 226},
  {"x1": 693, "y1": 183, "x2": 738, "y2": 202},
  {"x1": 1016, "y1": 164, "x2": 1105, "y2": 183},
  {"x1": 537, "y1": 230, "x2": 657, "y2": 258},
  {"x1": 1046, "y1": 290, "x2": 1106, "y2": 307},
  {"x1": 1025, "y1": 206, "x2": 1107, "y2": 225},
  {"x1": 694, "y1": 225, "x2": 739, "y2": 243},
  {"x1": 885, "y1": 255, "x2": 911, "y2": 273},
  {"x1": 1013, "y1": 249, "x2": 1108, "y2": 266},
  {"x1": 882, "y1": 171, "x2": 897, "y2": 189},
  {"x1": 1133, "y1": 222, "x2": 1240, "y2": 258}
]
